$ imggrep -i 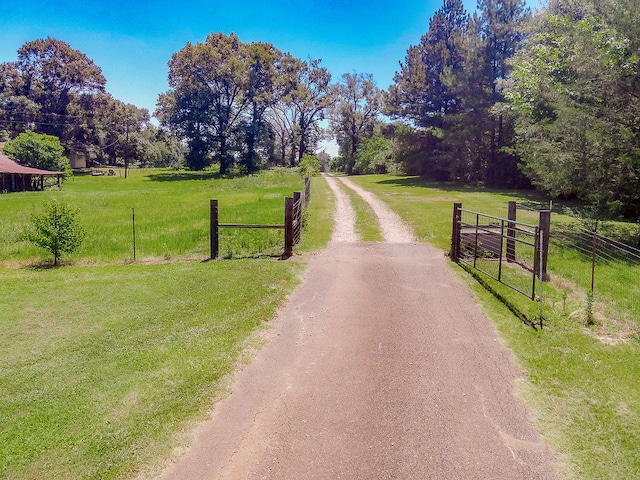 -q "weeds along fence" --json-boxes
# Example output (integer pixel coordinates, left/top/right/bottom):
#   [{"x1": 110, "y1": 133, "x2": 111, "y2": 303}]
[
  {"x1": 550, "y1": 223, "x2": 640, "y2": 323},
  {"x1": 209, "y1": 175, "x2": 310, "y2": 259},
  {"x1": 520, "y1": 202, "x2": 640, "y2": 325}
]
